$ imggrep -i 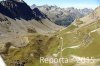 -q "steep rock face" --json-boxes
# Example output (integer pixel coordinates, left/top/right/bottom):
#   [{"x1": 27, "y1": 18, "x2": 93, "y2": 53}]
[
  {"x1": 0, "y1": 3, "x2": 14, "y2": 19},
  {"x1": 0, "y1": 0, "x2": 46, "y2": 20},
  {"x1": 32, "y1": 8, "x2": 48, "y2": 20}
]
